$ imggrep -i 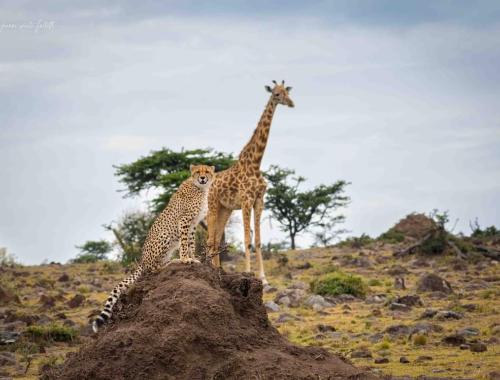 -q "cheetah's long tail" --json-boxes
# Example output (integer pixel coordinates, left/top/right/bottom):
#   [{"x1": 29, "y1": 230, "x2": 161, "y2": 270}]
[{"x1": 92, "y1": 265, "x2": 144, "y2": 333}]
